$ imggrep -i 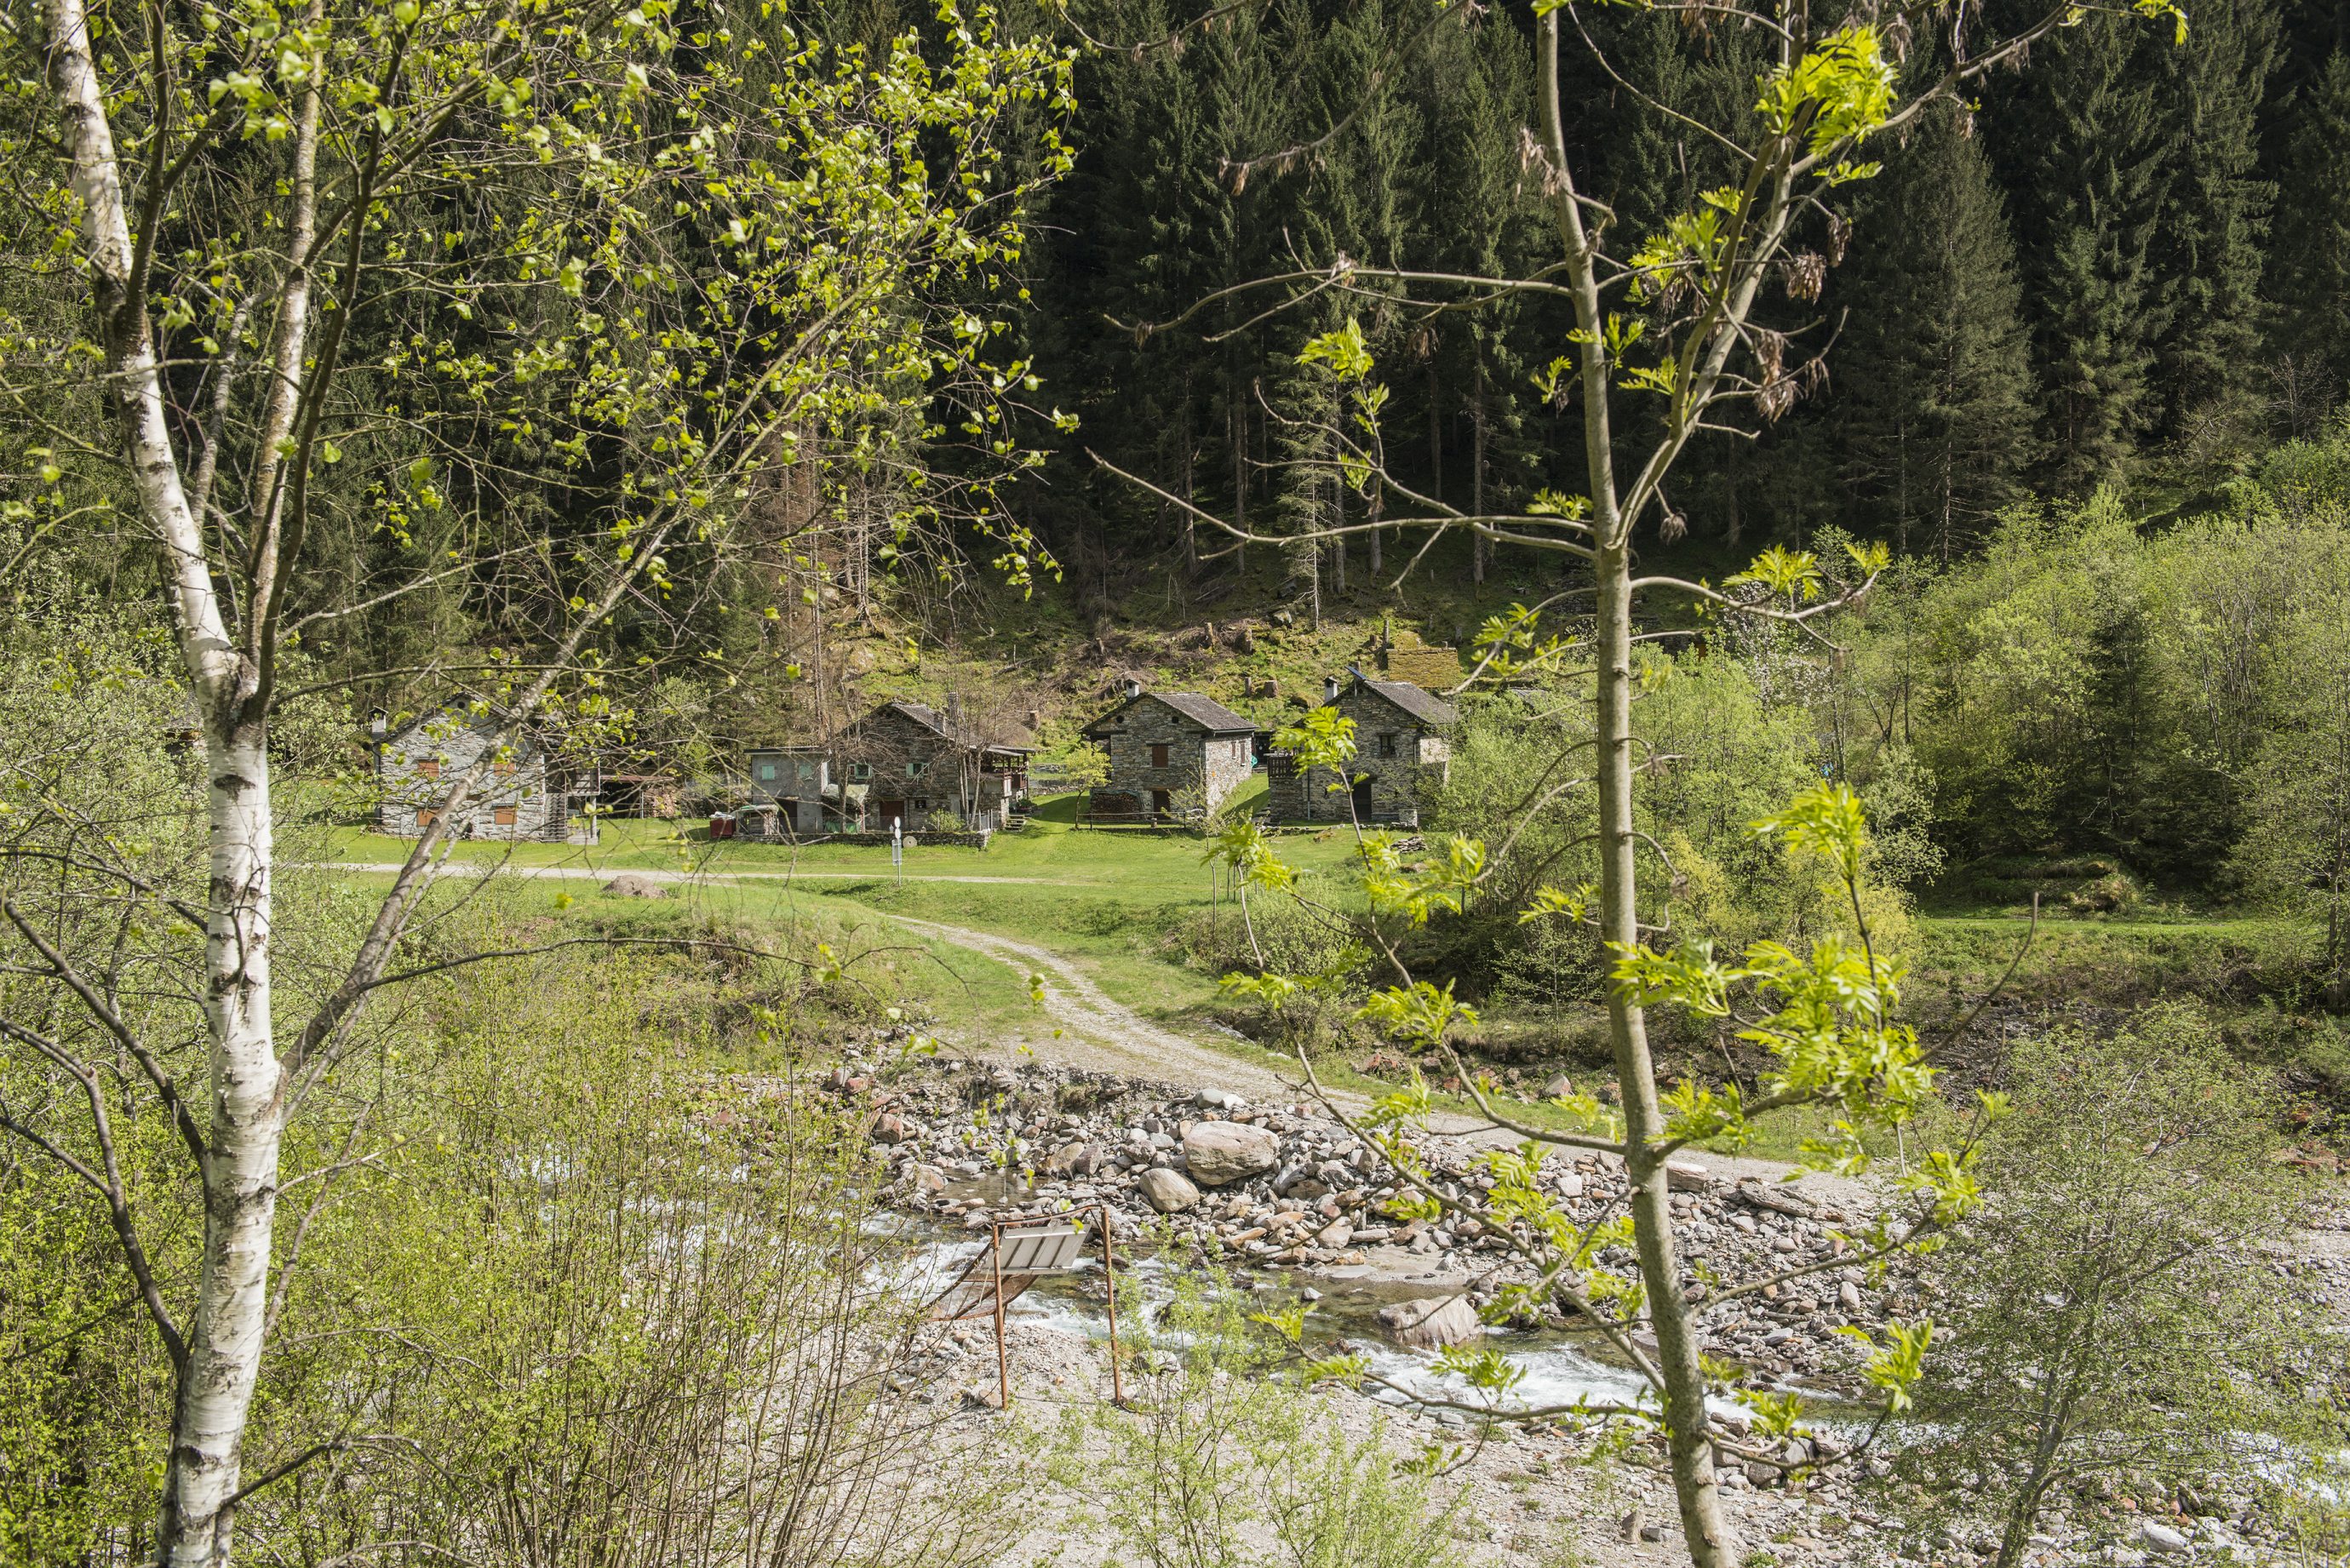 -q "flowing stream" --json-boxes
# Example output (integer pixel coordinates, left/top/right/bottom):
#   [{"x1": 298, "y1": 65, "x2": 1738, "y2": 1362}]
[{"x1": 897, "y1": 1223, "x2": 1674, "y2": 1422}]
